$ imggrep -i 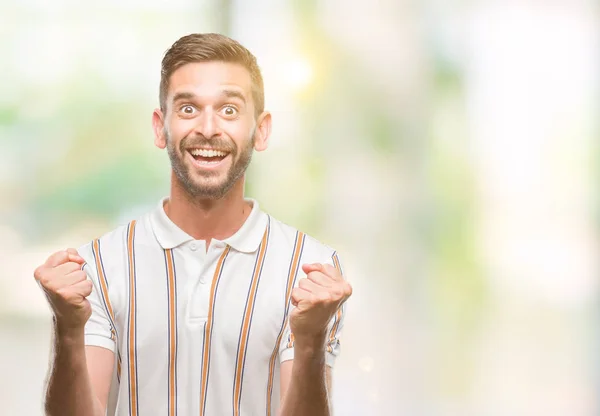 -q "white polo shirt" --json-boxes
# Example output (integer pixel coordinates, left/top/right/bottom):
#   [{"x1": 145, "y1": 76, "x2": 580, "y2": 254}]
[{"x1": 79, "y1": 198, "x2": 346, "y2": 416}]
